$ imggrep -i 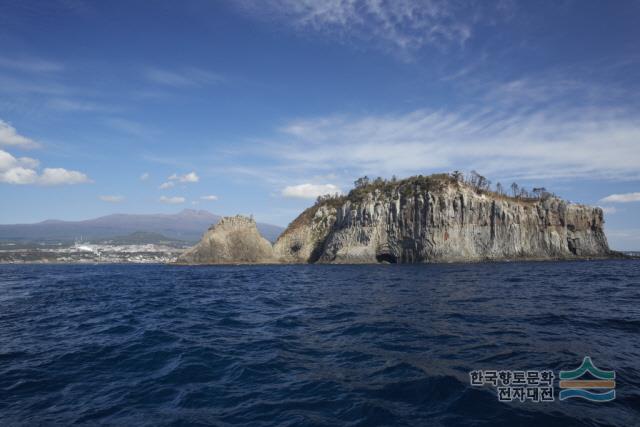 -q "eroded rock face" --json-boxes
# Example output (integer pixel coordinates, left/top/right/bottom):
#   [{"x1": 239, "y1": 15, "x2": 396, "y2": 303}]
[
  {"x1": 177, "y1": 215, "x2": 275, "y2": 264},
  {"x1": 273, "y1": 205, "x2": 338, "y2": 263},
  {"x1": 274, "y1": 184, "x2": 611, "y2": 264}
]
